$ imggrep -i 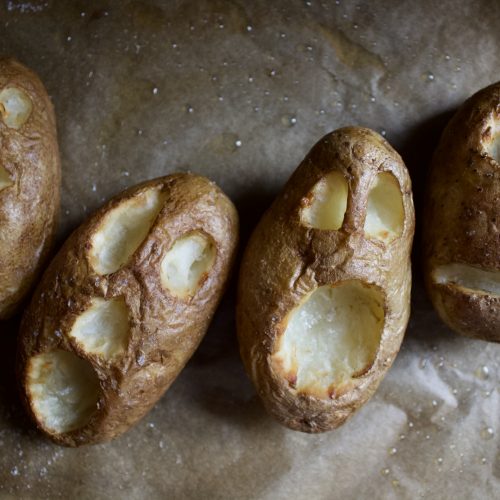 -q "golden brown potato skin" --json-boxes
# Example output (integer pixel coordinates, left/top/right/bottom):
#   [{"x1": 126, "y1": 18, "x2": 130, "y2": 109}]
[
  {"x1": 237, "y1": 127, "x2": 415, "y2": 433},
  {"x1": 18, "y1": 174, "x2": 238, "y2": 446},
  {"x1": 0, "y1": 58, "x2": 61, "y2": 319},
  {"x1": 423, "y1": 83, "x2": 500, "y2": 342}
]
